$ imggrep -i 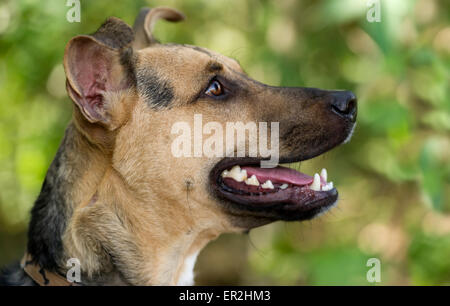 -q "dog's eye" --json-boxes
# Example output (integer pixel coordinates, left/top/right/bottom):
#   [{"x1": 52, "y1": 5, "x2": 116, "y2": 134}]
[{"x1": 205, "y1": 79, "x2": 224, "y2": 97}]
